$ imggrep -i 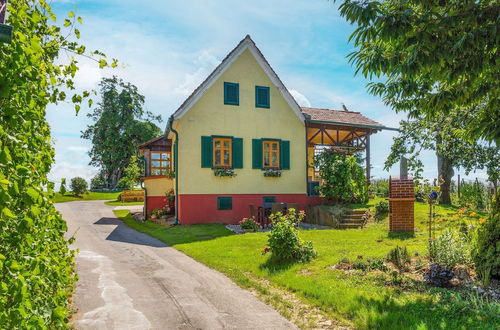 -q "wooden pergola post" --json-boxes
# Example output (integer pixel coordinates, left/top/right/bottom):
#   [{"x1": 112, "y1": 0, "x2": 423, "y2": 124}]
[{"x1": 365, "y1": 133, "x2": 371, "y2": 185}]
